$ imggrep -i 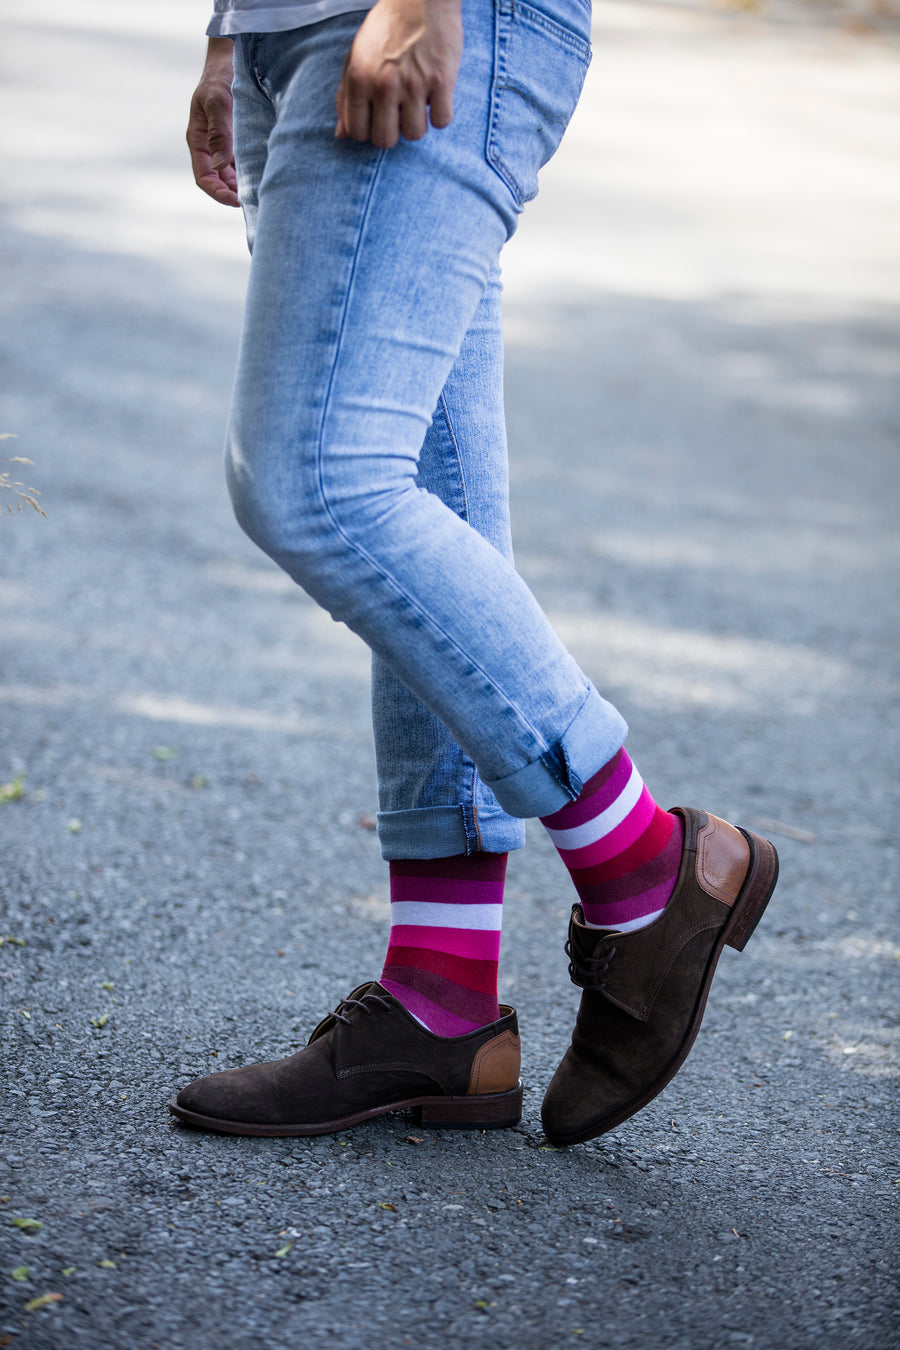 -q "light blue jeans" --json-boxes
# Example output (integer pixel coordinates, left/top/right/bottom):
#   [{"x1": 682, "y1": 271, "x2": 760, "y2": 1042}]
[{"x1": 226, "y1": 0, "x2": 628, "y2": 859}]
